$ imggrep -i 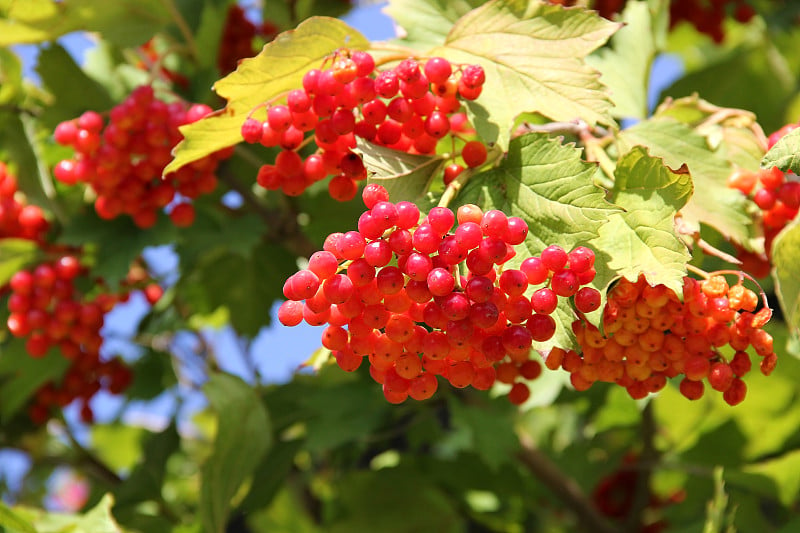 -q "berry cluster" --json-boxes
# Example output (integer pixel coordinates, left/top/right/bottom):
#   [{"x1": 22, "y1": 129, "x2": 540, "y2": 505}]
[
  {"x1": 0, "y1": 162, "x2": 49, "y2": 241},
  {"x1": 278, "y1": 184, "x2": 600, "y2": 404},
  {"x1": 669, "y1": 0, "x2": 756, "y2": 43},
  {"x1": 547, "y1": 0, "x2": 757, "y2": 40},
  {"x1": 53, "y1": 85, "x2": 233, "y2": 229},
  {"x1": 727, "y1": 164, "x2": 799, "y2": 278},
  {"x1": 217, "y1": 5, "x2": 279, "y2": 75},
  {"x1": 5, "y1": 257, "x2": 132, "y2": 424},
  {"x1": 547, "y1": 0, "x2": 627, "y2": 20},
  {"x1": 241, "y1": 50, "x2": 487, "y2": 201},
  {"x1": 548, "y1": 273, "x2": 774, "y2": 405},
  {"x1": 592, "y1": 453, "x2": 685, "y2": 533}
]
